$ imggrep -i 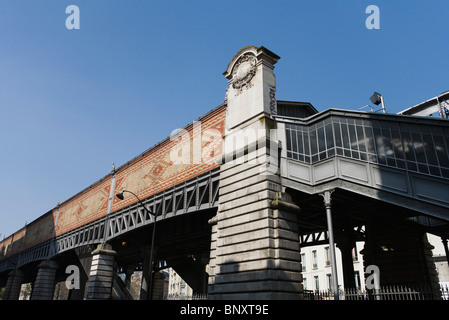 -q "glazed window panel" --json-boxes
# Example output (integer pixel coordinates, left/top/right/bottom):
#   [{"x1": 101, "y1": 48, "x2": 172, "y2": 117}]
[
  {"x1": 310, "y1": 128, "x2": 318, "y2": 163},
  {"x1": 334, "y1": 122, "x2": 342, "y2": 148},
  {"x1": 318, "y1": 126, "x2": 326, "y2": 160},
  {"x1": 422, "y1": 133, "x2": 438, "y2": 166},
  {"x1": 401, "y1": 130, "x2": 417, "y2": 162},
  {"x1": 303, "y1": 131, "x2": 311, "y2": 163},
  {"x1": 291, "y1": 128, "x2": 298, "y2": 154},
  {"x1": 341, "y1": 122, "x2": 351, "y2": 157},
  {"x1": 412, "y1": 132, "x2": 427, "y2": 164},
  {"x1": 326, "y1": 123, "x2": 335, "y2": 149},
  {"x1": 285, "y1": 115, "x2": 449, "y2": 180},
  {"x1": 434, "y1": 135, "x2": 449, "y2": 168}
]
